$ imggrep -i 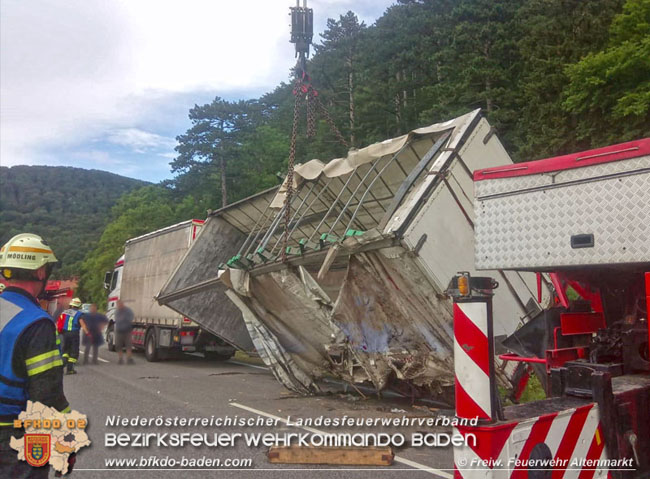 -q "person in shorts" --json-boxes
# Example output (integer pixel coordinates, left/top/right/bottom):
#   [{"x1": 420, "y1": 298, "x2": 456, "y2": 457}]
[{"x1": 114, "y1": 300, "x2": 134, "y2": 365}]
